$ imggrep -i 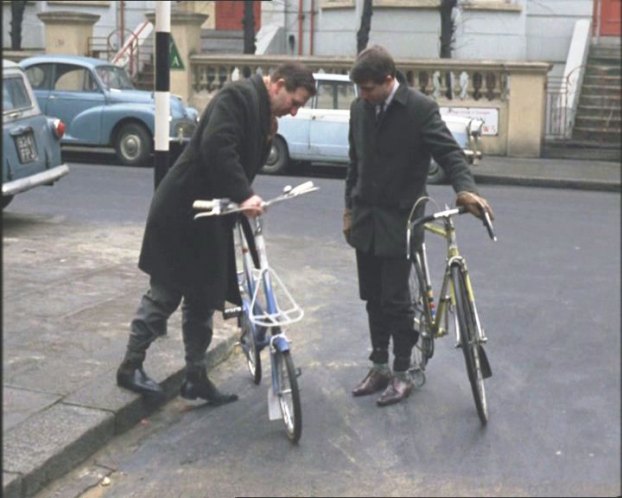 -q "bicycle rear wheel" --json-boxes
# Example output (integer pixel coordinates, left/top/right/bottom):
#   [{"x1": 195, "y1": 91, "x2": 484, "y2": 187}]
[
  {"x1": 409, "y1": 257, "x2": 434, "y2": 377},
  {"x1": 240, "y1": 305, "x2": 262, "y2": 384},
  {"x1": 451, "y1": 265, "x2": 488, "y2": 425},
  {"x1": 274, "y1": 350, "x2": 302, "y2": 443}
]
